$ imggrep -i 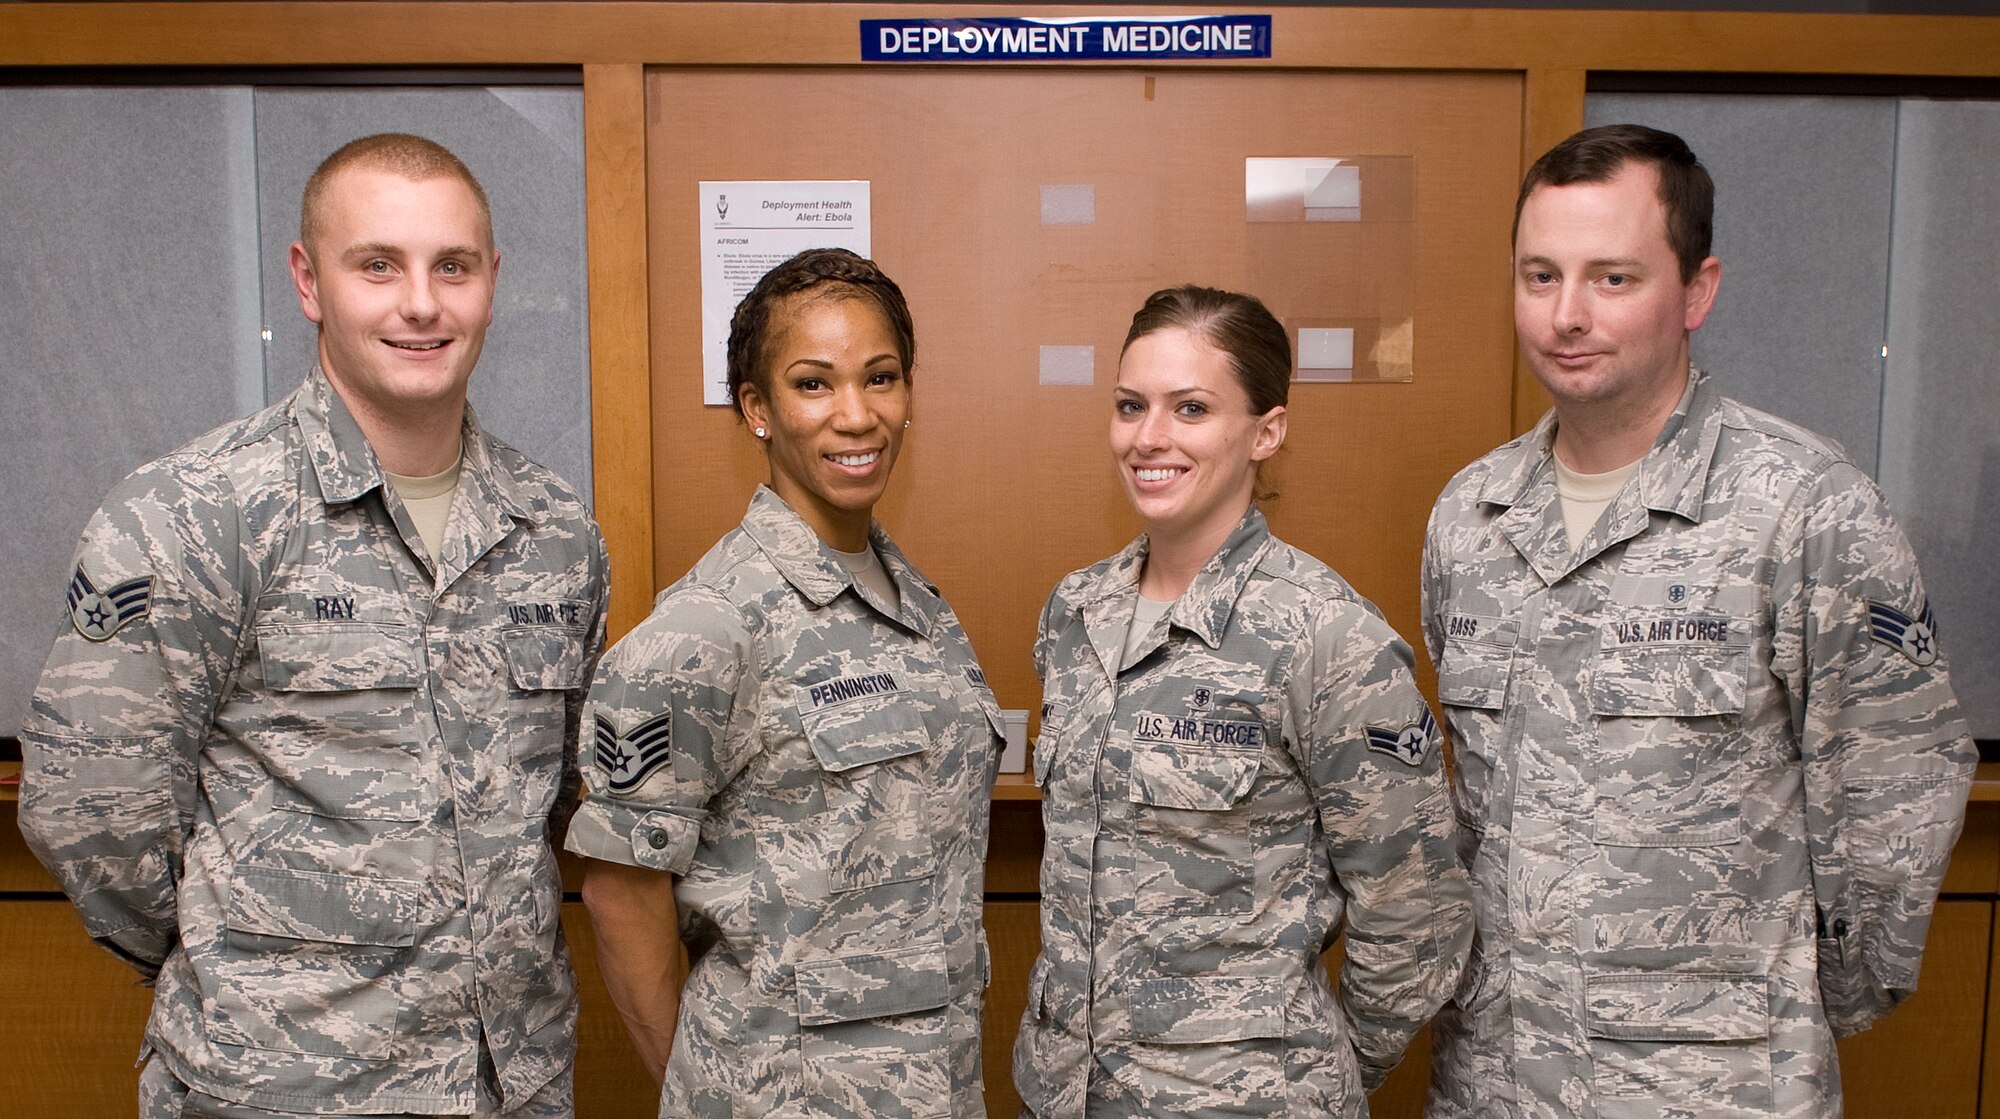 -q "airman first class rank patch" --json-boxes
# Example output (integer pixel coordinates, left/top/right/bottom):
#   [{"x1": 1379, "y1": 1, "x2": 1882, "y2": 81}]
[
  {"x1": 595, "y1": 712, "x2": 674, "y2": 793},
  {"x1": 68, "y1": 563, "x2": 153, "y2": 642},
  {"x1": 1366, "y1": 708, "x2": 1437, "y2": 767},
  {"x1": 1868, "y1": 599, "x2": 1939, "y2": 666}
]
